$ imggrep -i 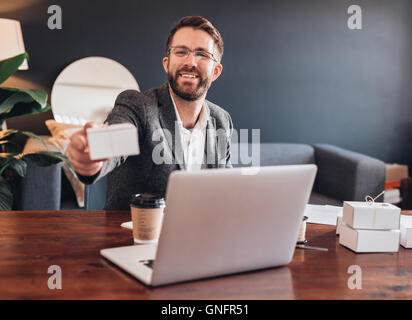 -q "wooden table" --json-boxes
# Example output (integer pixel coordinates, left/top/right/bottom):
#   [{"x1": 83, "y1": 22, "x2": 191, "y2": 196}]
[{"x1": 0, "y1": 210, "x2": 411, "y2": 299}]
